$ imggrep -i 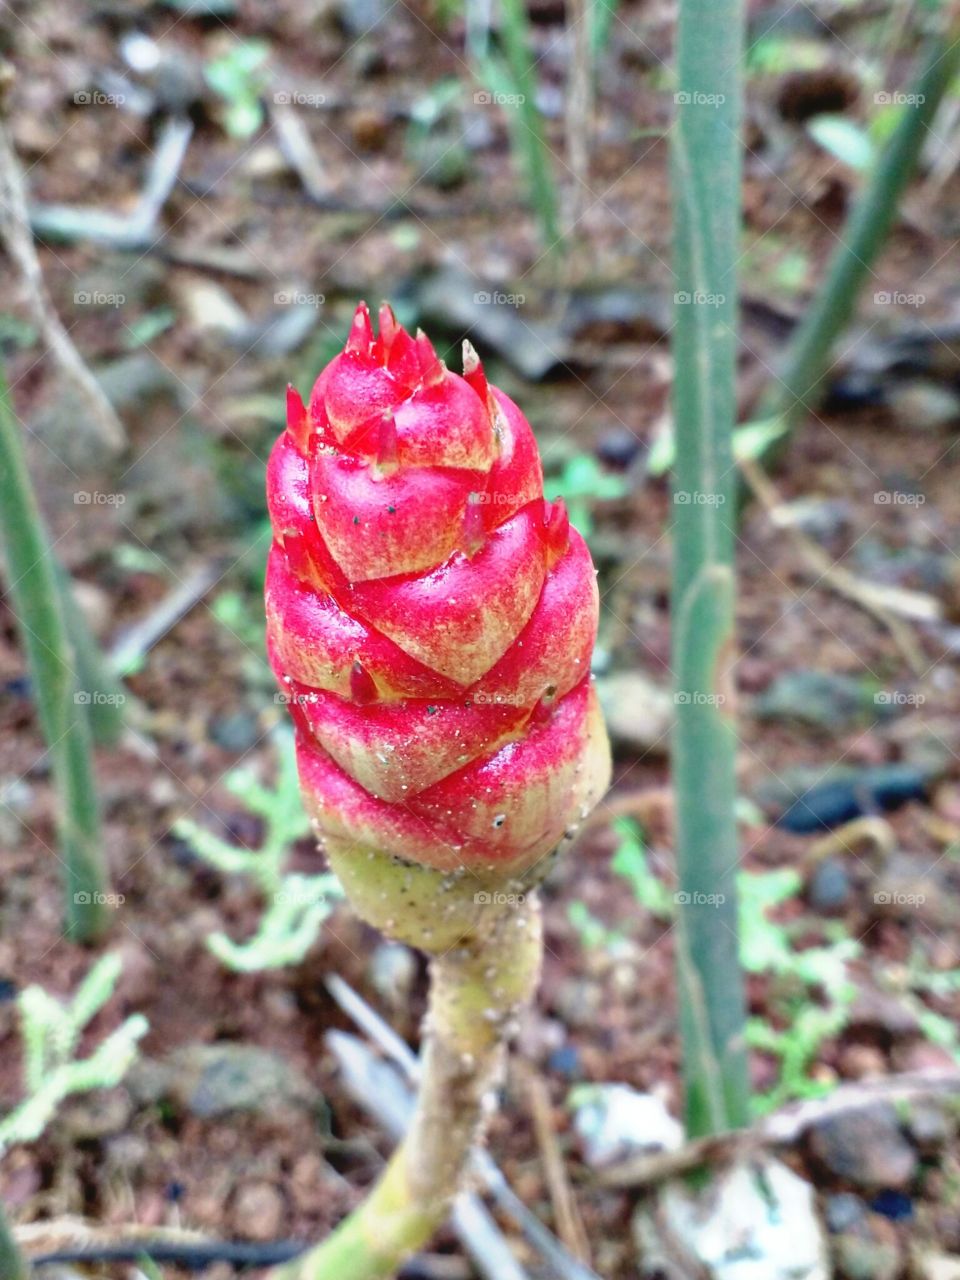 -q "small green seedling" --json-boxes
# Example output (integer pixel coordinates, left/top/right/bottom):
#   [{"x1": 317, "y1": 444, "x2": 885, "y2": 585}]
[
  {"x1": 204, "y1": 40, "x2": 271, "y2": 139},
  {"x1": 175, "y1": 732, "x2": 342, "y2": 972},
  {"x1": 0, "y1": 954, "x2": 148, "y2": 1152},
  {"x1": 741, "y1": 868, "x2": 859, "y2": 1113},
  {"x1": 544, "y1": 454, "x2": 629, "y2": 538},
  {"x1": 570, "y1": 823, "x2": 860, "y2": 1110}
]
